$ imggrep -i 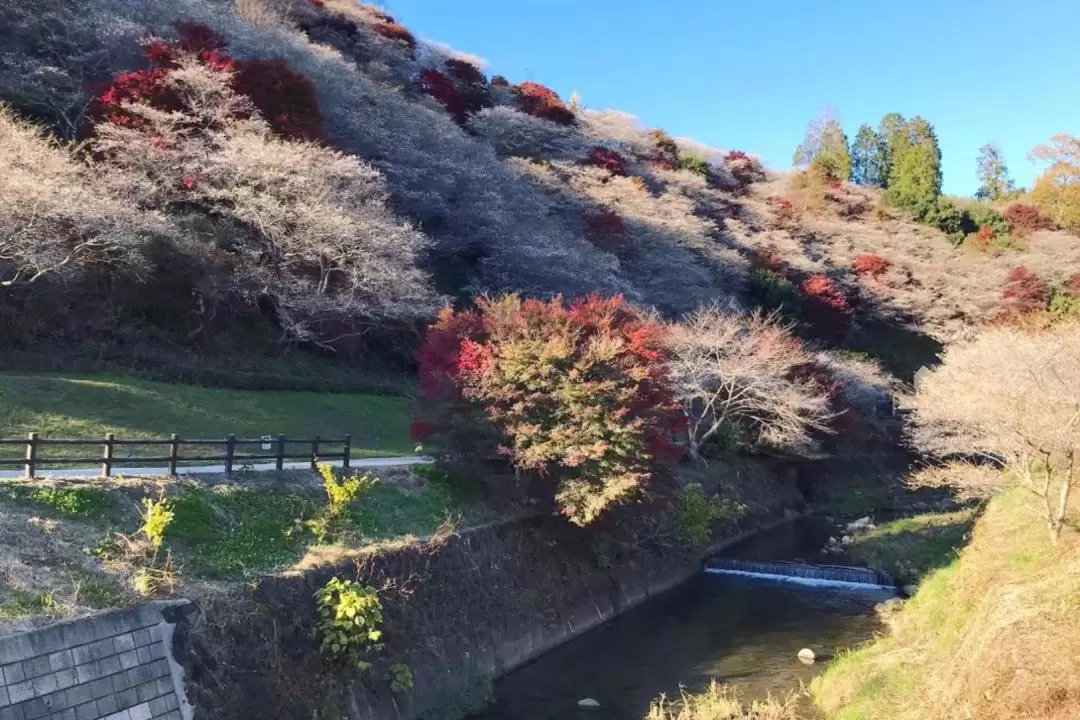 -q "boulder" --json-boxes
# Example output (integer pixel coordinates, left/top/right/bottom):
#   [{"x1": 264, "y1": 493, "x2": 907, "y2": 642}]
[
  {"x1": 841, "y1": 535, "x2": 853, "y2": 545},
  {"x1": 797, "y1": 648, "x2": 816, "y2": 664},
  {"x1": 846, "y1": 516, "x2": 873, "y2": 533},
  {"x1": 578, "y1": 698, "x2": 601, "y2": 709}
]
